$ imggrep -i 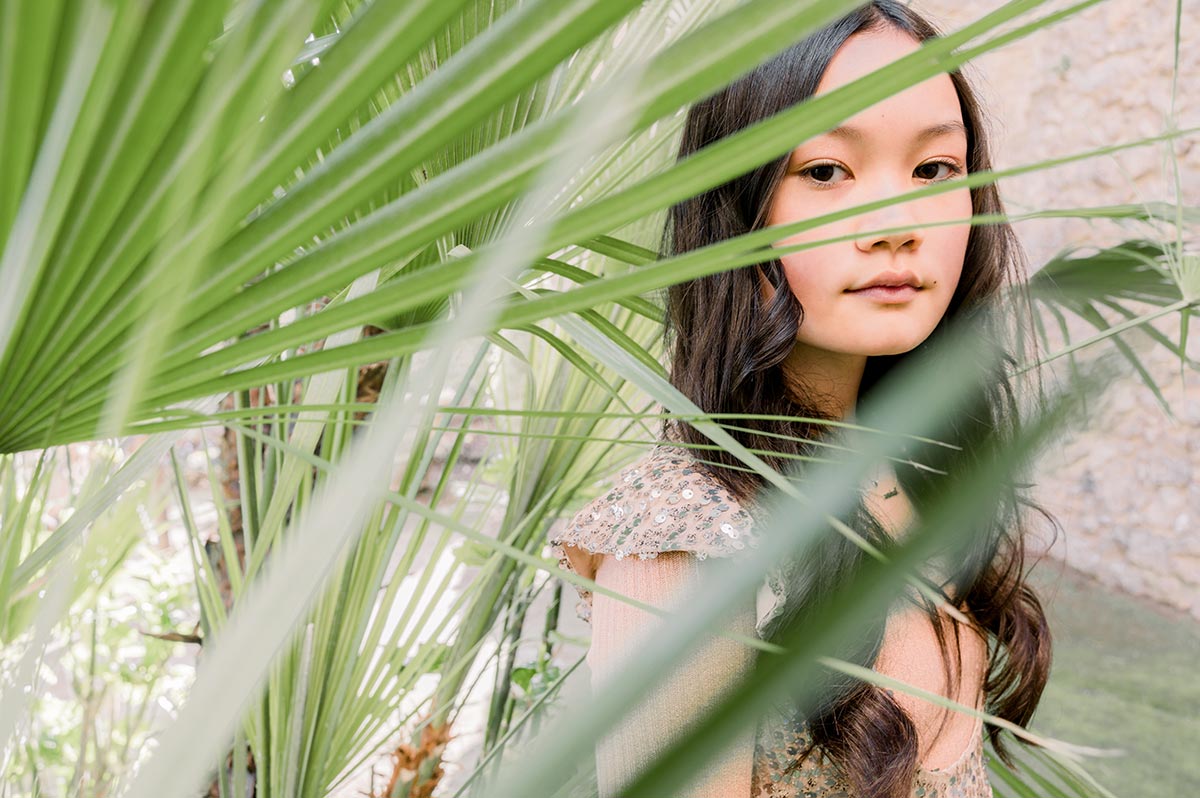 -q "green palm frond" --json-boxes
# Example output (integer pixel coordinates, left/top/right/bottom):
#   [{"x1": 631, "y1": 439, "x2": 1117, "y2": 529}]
[
  {"x1": 1028, "y1": 236, "x2": 1198, "y2": 413},
  {"x1": 9, "y1": 0, "x2": 1190, "y2": 454}
]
